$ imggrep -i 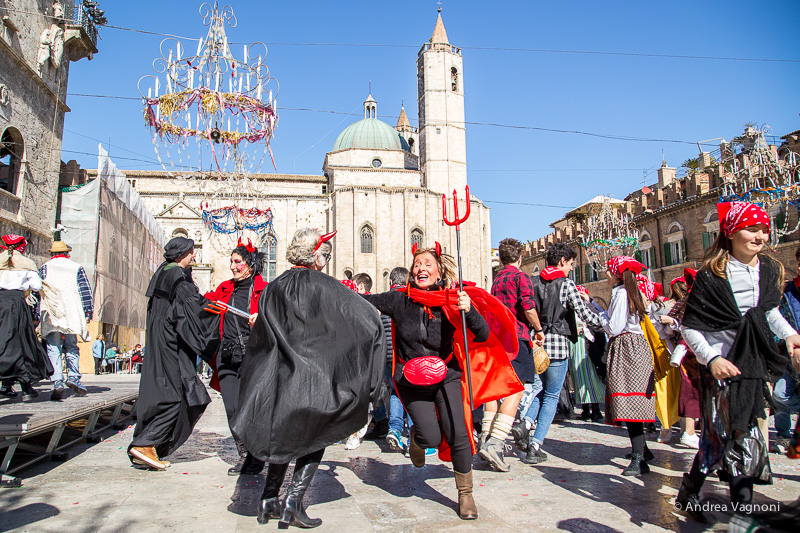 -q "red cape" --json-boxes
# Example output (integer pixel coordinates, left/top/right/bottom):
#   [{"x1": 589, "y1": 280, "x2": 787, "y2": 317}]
[{"x1": 396, "y1": 285, "x2": 523, "y2": 461}]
